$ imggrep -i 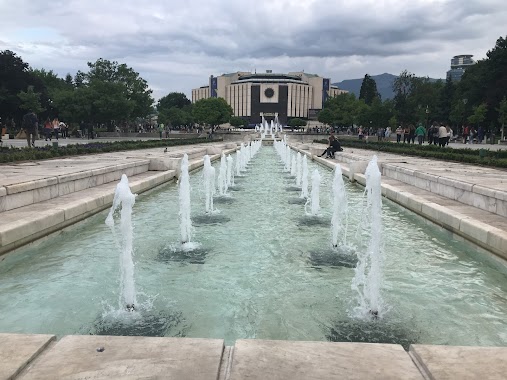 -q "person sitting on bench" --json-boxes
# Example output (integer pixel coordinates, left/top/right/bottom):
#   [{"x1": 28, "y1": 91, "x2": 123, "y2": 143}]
[{"x1": 318, "y1": 133, "x2": 343, "y2": 158}]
